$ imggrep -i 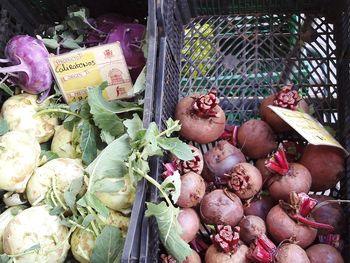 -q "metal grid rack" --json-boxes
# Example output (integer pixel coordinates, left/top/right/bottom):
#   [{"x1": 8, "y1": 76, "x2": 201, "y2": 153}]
[
  {"x1": 142, "y1": 0, "x2": 350, "y2": 261},
  {"x1": 0, "y1": 0, "x2": 157, "y2": 262}
]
